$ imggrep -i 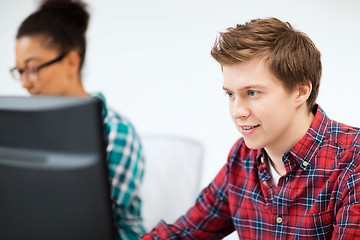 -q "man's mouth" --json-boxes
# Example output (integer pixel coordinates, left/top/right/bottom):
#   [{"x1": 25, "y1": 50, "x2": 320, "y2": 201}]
[{"x1": 242, "y1": 124, "x2": 260, "y2": 130}]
